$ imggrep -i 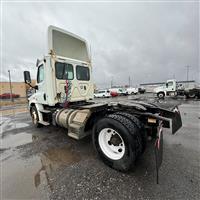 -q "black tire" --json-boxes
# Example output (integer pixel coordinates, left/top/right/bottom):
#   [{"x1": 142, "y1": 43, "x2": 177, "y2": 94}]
[
  {"x1": 188, "y1": 92, "x2": 195, "y2": 98},
  {"x1": 115, "y1": 112, "x2": 147, "y2": 154},
  {"x1": 30, "y1": 106, "x2": 42, "y2": 128},
  {"x1": 93, "y1": 114, "x2": 142, "y2": 172},
  {"x1": 157, "y1": 92, "x2": 165, "y2": 99}
]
